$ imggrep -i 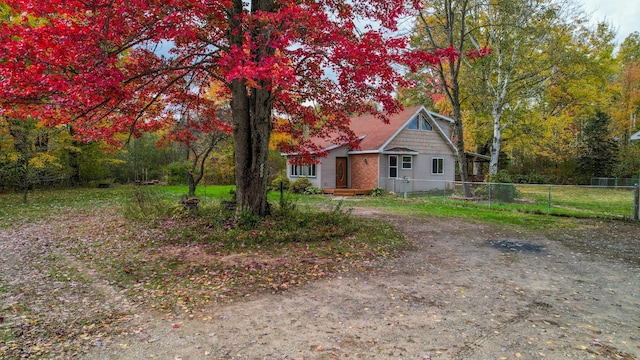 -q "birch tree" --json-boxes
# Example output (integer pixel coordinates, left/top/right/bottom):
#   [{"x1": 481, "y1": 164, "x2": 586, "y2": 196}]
[{"x1": 467, "y1": 0, "x2": 575, "y2": 175}]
